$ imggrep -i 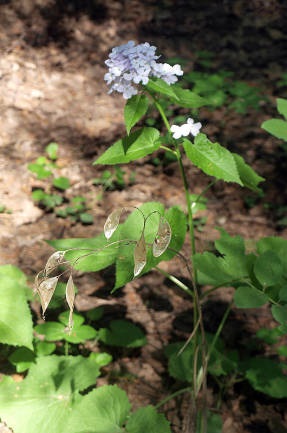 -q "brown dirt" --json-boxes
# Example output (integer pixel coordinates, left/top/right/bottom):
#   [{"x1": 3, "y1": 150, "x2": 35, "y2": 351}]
[{"x1": 1, "y1": 1, "x2": 287, "y2": 432}]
